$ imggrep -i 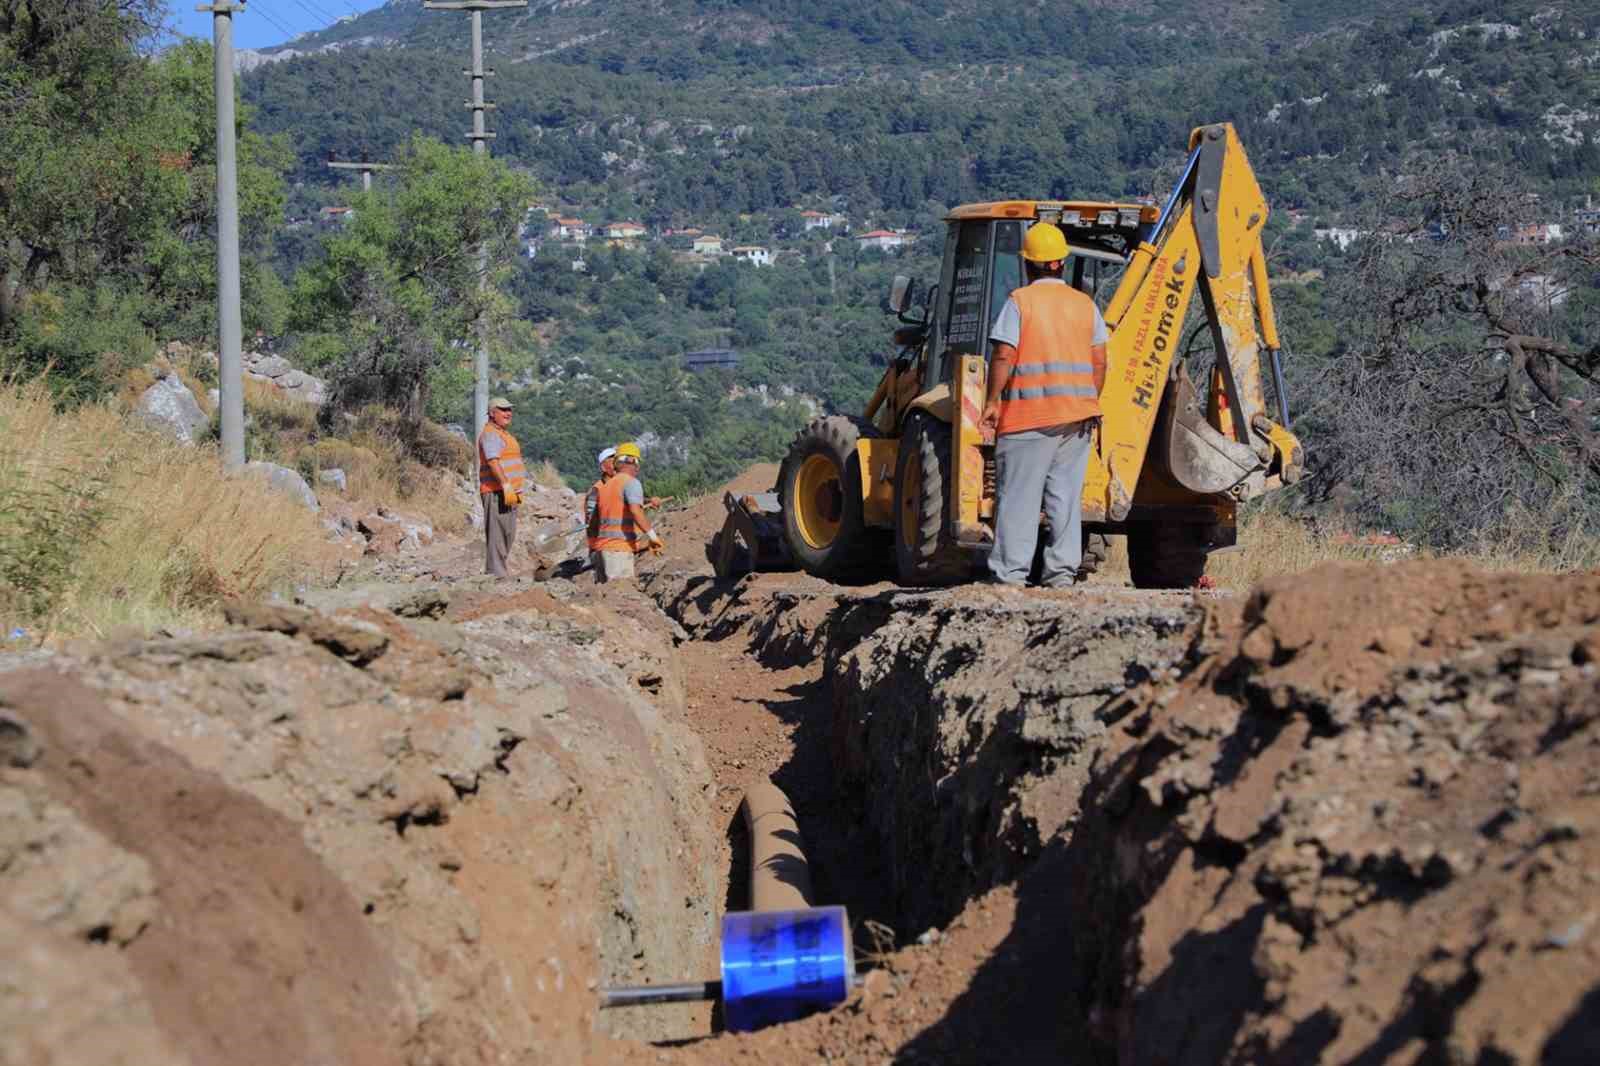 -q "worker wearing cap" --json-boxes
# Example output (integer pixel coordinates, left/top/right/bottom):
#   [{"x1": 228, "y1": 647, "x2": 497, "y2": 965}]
[
  {"x1": 980, "y1": 222, "x2": 1108, "y2": 587},
  {"x1": 585, "y1": 446, "x2": 617, "y2": 569},
  {"x1": 592, "y1": 441, "x2": 663, "y2": 582},
  {"x1": 478, "y1": 396, "x2": 526, "y2": 577}
]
